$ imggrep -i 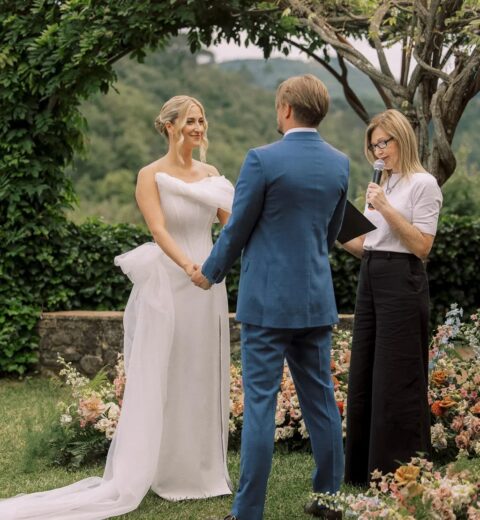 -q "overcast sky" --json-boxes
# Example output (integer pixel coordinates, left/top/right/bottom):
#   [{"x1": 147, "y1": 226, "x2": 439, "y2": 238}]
[{"x1": 209, "y1": 37, "x2": 406, "y2": 79}]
